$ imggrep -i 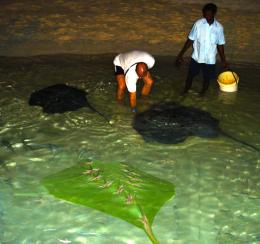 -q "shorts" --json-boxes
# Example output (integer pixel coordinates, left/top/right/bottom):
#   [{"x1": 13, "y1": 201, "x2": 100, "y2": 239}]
[
  {"x1": 188, "y1": 58, "x2": 216, "y2": 79},
  {"x1": 115, "y1": 65, "x2": 124, "y2": 75}
]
